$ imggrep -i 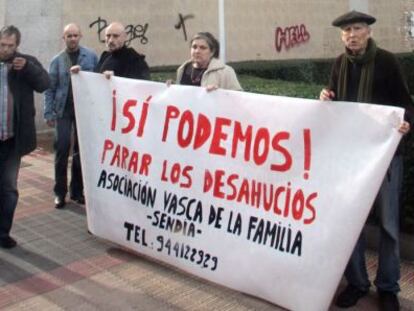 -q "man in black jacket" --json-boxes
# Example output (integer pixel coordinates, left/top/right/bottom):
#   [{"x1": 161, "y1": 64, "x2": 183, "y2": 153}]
[
  {"x1": 320, "y1": 11, "x2": 413, "y2": 311},
  {"x1": 95, "y1": 22, "x2": 150, "y2": 80},
  {"x1": 0, "y1": 25, "x2": 50, "y2": 248}
]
